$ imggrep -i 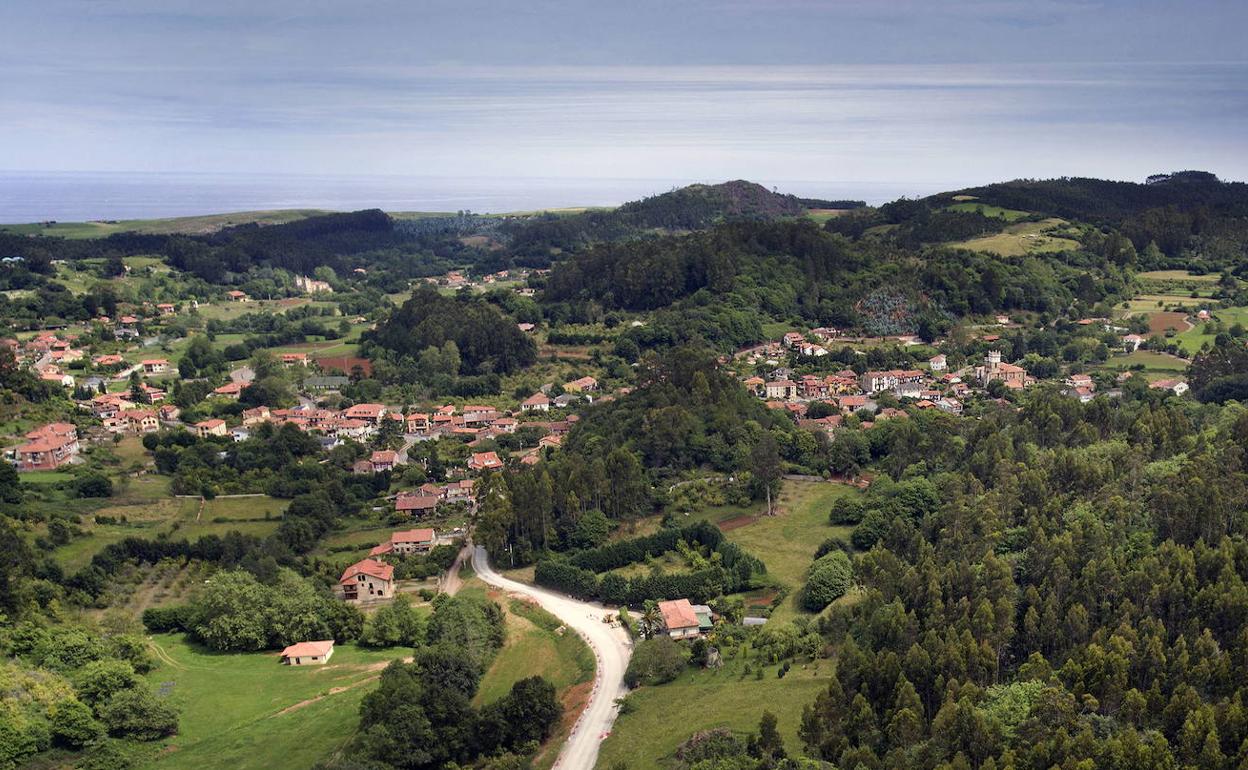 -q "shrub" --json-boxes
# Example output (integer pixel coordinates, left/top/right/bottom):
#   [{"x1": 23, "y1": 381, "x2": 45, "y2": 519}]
[
  {"x1": 800, "y1": 551, "x2": 853, "y2": 612},
  {"x1": 624, "y1": 637, "x2": 690, "y2": 688},
  {"x1": 98, "y1": 688, "x2": 178, "y2": 740}
]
